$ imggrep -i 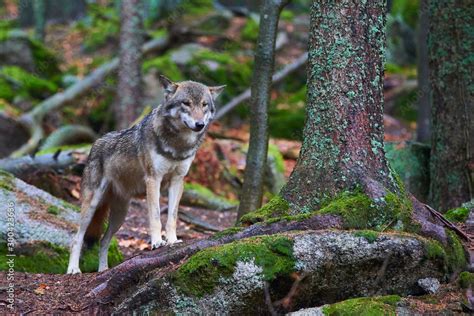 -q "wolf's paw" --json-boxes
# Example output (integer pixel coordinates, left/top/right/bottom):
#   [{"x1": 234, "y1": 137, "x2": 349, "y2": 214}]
[
  {"x1": 67, "y1": 266, "x2": 82, "y2": 274},
  {"x1": 167, "y1": 238, "x2": 183, "y2": 246},
  {"x1": 151, "y1": 240, "x2": 167, "y2": 250}
]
